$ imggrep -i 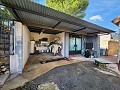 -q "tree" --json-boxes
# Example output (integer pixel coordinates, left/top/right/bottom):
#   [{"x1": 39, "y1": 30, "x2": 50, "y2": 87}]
[
  {"x1": 0, "y1": 6, "x2": 13, "y2": 18},
  {"x1": 46, "y1": 0, "x2": 89, "y2": 18}
]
